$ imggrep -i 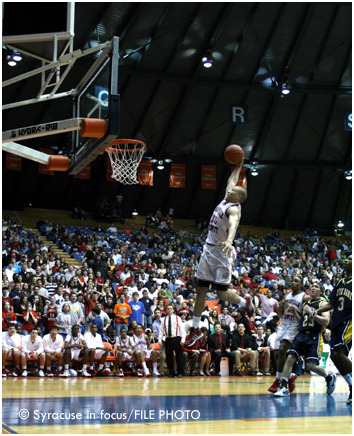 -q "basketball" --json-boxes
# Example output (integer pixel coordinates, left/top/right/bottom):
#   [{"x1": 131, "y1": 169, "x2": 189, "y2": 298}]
[{"x1": 224, "y1": 144, "x2": 244, "y2": 165}]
